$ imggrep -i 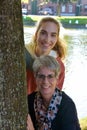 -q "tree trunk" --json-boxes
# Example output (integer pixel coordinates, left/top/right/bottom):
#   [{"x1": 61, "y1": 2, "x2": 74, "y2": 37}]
[{"x1": 0, "y1": 0, "x2": 28, "y2": 130}]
